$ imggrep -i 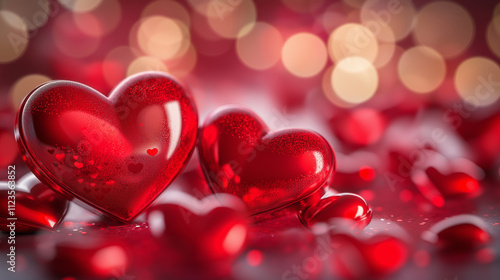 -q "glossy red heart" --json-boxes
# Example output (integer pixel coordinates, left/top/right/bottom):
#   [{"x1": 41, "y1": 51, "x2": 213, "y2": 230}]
[
  {"x1": 146, "y1": 191, "x2": 248, "y2": 278},
  {"x1": 423, "y1": 214, "x2": 491, "y2": 252},
  {"x1": 198, "y1": 106, "x2": 335, "y2": 215},
  {"x1": 329, "y1": 231, "x2": 409, "y2": 279},
  {"x1": 15, "y1": 72, "x2": 198, "y2": 222},
  {"x1": 299, "y1": 193, "x2": 372, "y2": 229},
  {"x1": 0, "y1": 173, "x2": 69, "y2": 233}
]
